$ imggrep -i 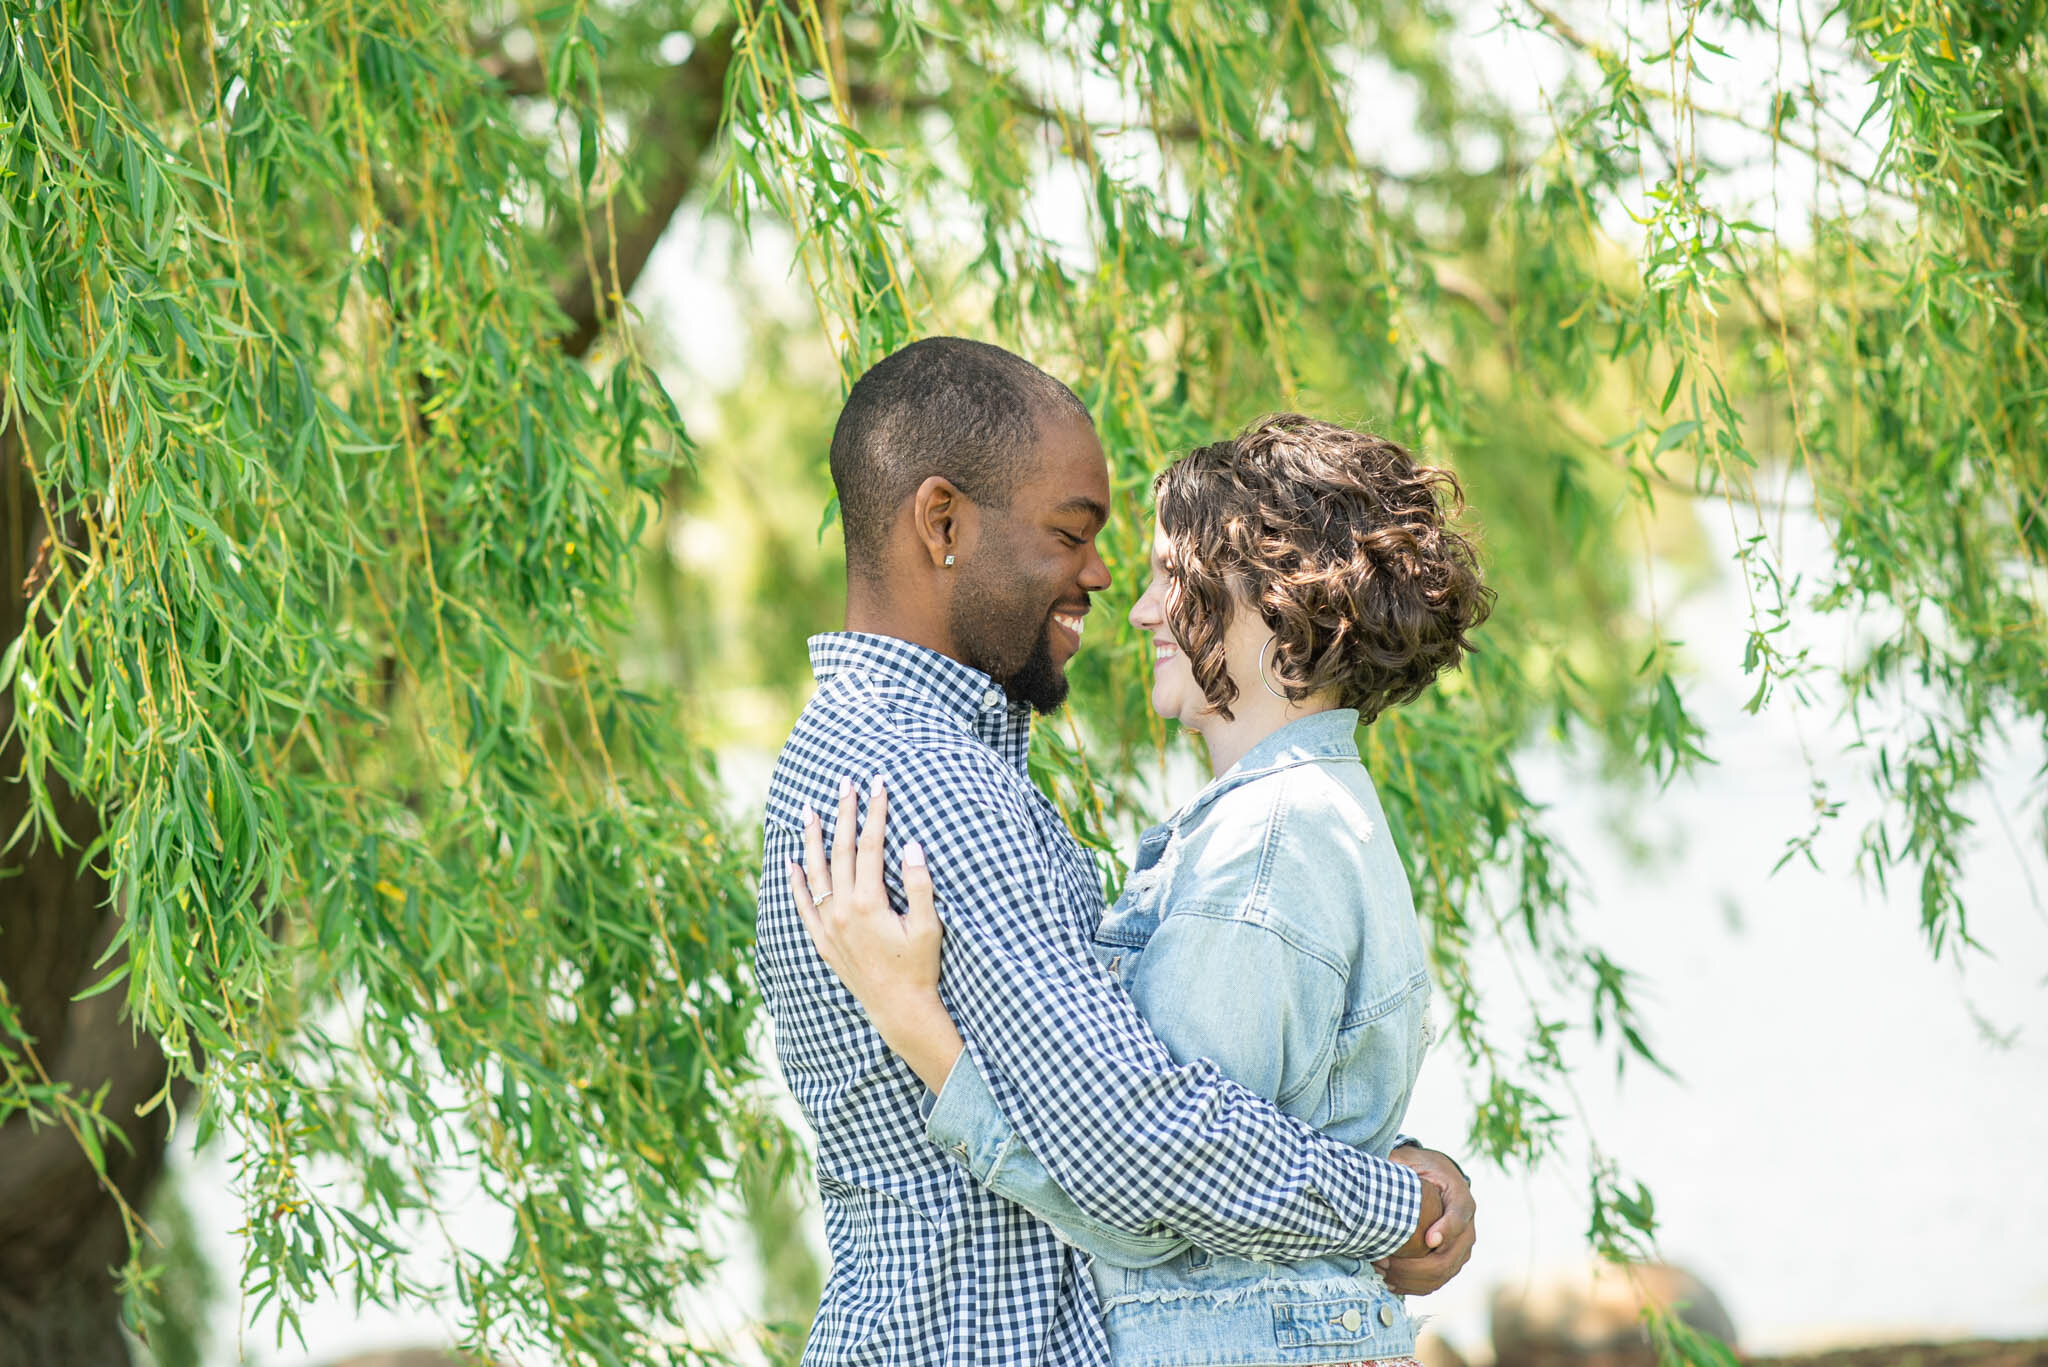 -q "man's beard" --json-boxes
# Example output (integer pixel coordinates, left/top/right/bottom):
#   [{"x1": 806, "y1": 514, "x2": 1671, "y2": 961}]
[
  {"x1": 949, "y1": 574, "x2": 1071, "y2": 716},
  {"x1": 1000, "y1": 627, "x2": 1069, "y2": 714}
]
